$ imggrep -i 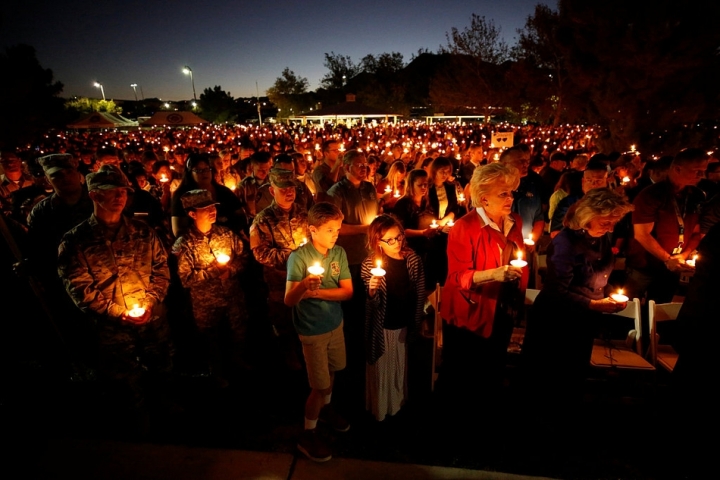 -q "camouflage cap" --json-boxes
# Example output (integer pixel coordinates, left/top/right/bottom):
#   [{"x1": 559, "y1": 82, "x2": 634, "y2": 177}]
[
  {"x1": 86, "y1": 164, "x2": 133, "y2": 191},
  {"x1": 38, "y1": 153, "x2": 77, "y2": 175},
  {"x1": 181, "y1": 189, "x2": 219, "y2": 211},
  {"x1": 269, "y1": 167, "x2": 297, "y2": 188}
]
